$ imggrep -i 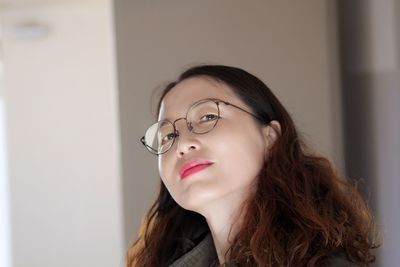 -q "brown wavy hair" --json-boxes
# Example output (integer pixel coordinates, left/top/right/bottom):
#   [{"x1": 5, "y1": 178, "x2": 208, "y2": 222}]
[{"x1": 127, "y1": 65, "x2": 379, "y2": 266}]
